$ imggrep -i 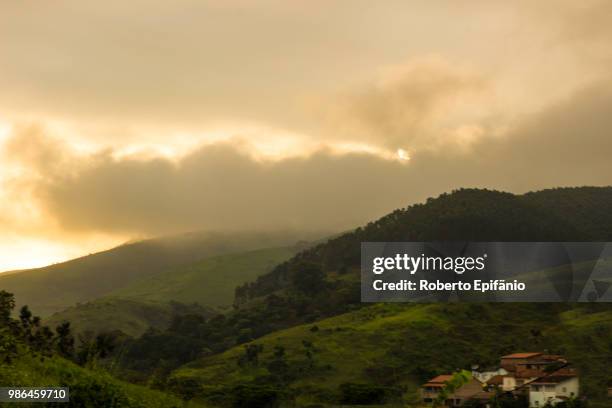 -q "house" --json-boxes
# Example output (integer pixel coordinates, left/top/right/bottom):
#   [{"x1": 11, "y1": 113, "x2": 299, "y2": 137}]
[
  {"x1": 528, "y1": 369, "x2": 579, "y2": 407},
  {"x1": 471, "y1": 365, "x2": 508, "y2": 383},
  {"x1": 422, "y1": 375, "x2": 453, "y2": 404},
  {"x1": 420, "y1": 352, "x2": 579, "y2": 407},
  {"x1": 607, "y1": 385, "x2": 612, "y2": 398},
  {"x1": 421, "y1": 375, "x2": 484, "y2": 406},
  {"x1": 500, "y1": 353, "x2": 566, "y2": 392}
]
